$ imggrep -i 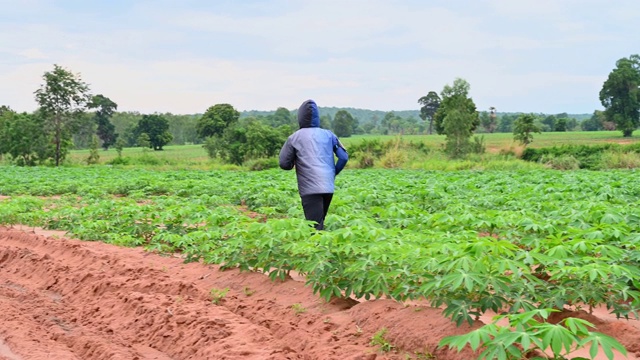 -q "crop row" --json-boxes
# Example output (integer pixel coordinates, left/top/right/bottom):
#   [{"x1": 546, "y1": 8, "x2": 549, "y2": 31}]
[{"x1": 1, "y1": 167, "x2": 640, "y2": 329}]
